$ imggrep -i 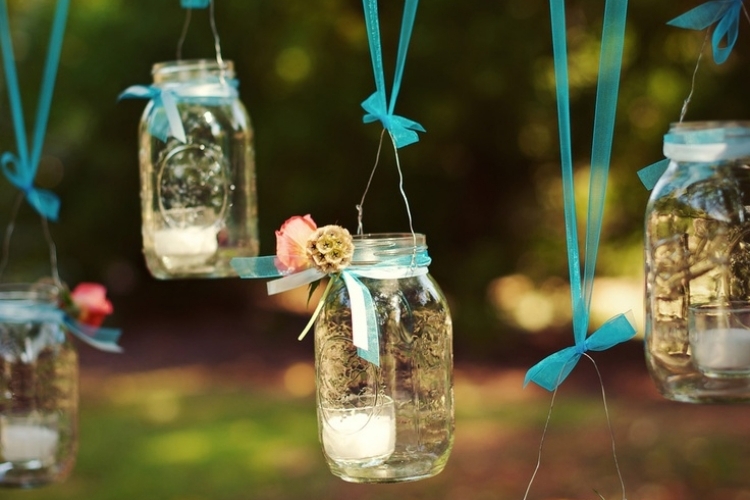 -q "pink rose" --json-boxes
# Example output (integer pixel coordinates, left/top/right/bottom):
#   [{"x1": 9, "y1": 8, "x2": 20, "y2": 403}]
[
  {"x1": 71, "y1": 283, "x2": 114, "y2": 328},
  {"x1": 275, "y1": 214, "x2": 317, "y2": 273}
]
